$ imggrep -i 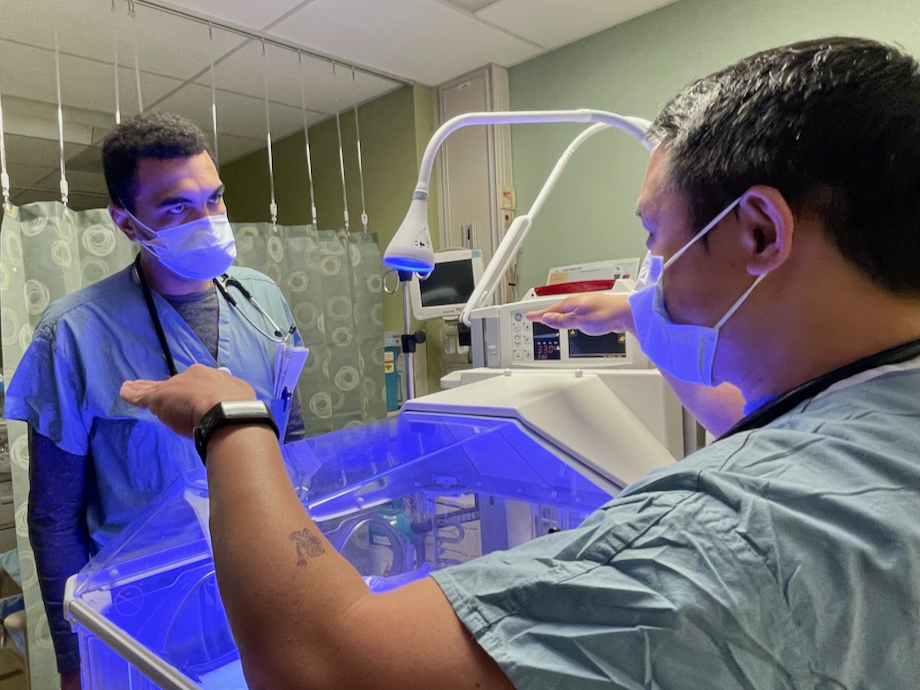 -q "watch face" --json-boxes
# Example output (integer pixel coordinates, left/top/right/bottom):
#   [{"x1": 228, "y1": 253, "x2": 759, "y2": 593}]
[
  {"x1": 220, "y1": 400, "x2": 273, "y2": 419},
  {"x1": 195, "y1": 400, "x2": 279, "y2": 464}
]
